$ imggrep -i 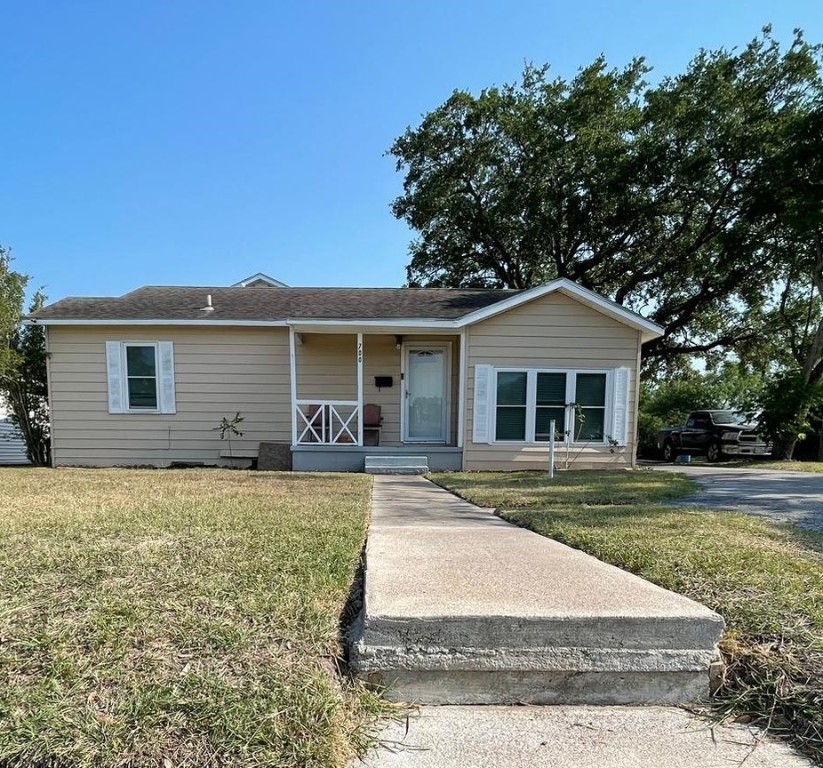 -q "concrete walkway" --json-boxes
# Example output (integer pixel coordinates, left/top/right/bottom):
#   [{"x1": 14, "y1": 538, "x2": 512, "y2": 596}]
[
  {"x1": 351, "y1": 476, "x2": 723, "y2": 705},
  {"x1": 354, "y1": 477, "x2": 809, "y2": 767},
  {"x1": 359, "y1": 706, "x2": 810, "y2": 767}
]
